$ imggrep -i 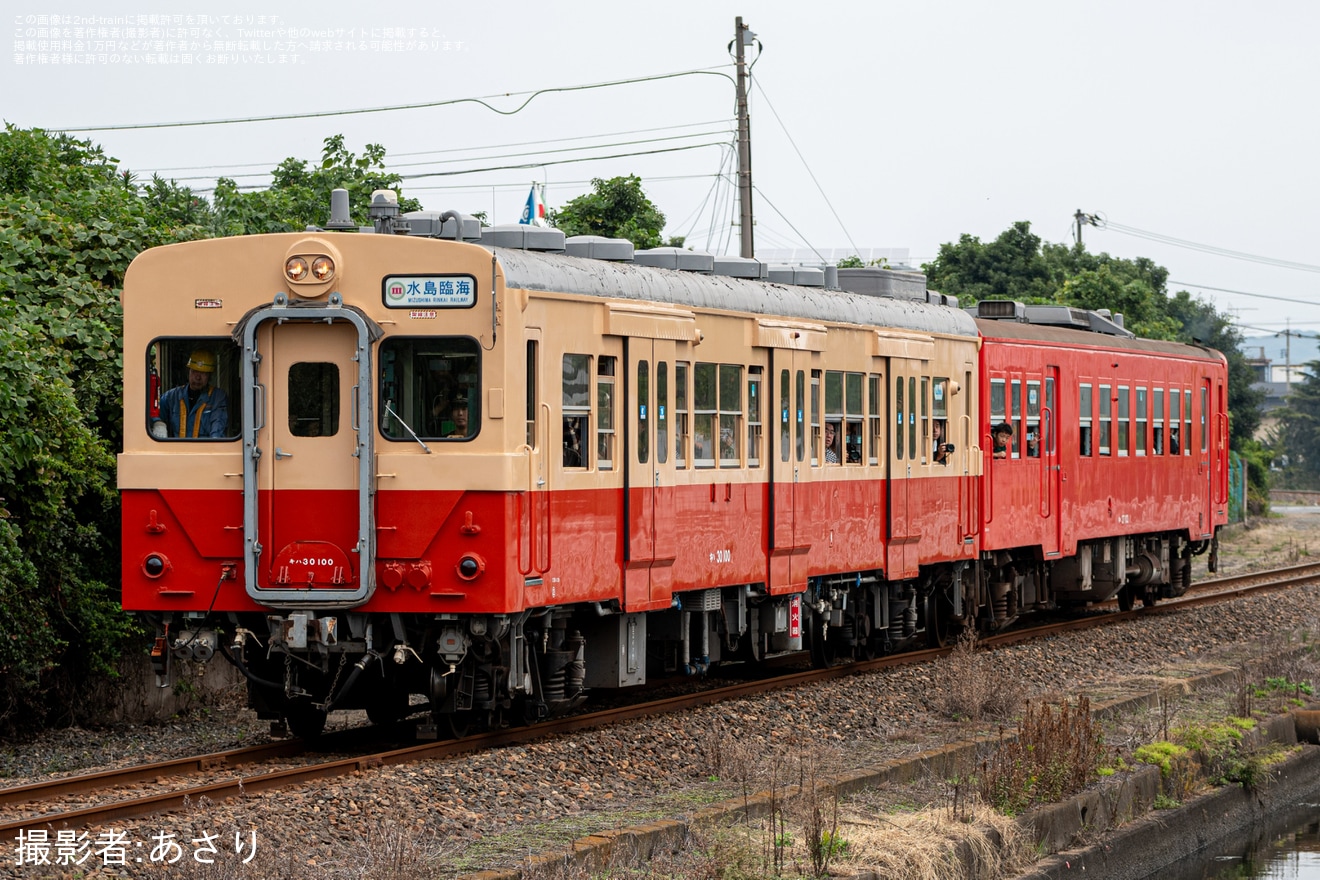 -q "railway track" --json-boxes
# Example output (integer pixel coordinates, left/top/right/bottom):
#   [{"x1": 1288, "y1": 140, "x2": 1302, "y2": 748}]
[{"x1": 6, "y1": 560, "x2": 1318, "y2": 841}]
